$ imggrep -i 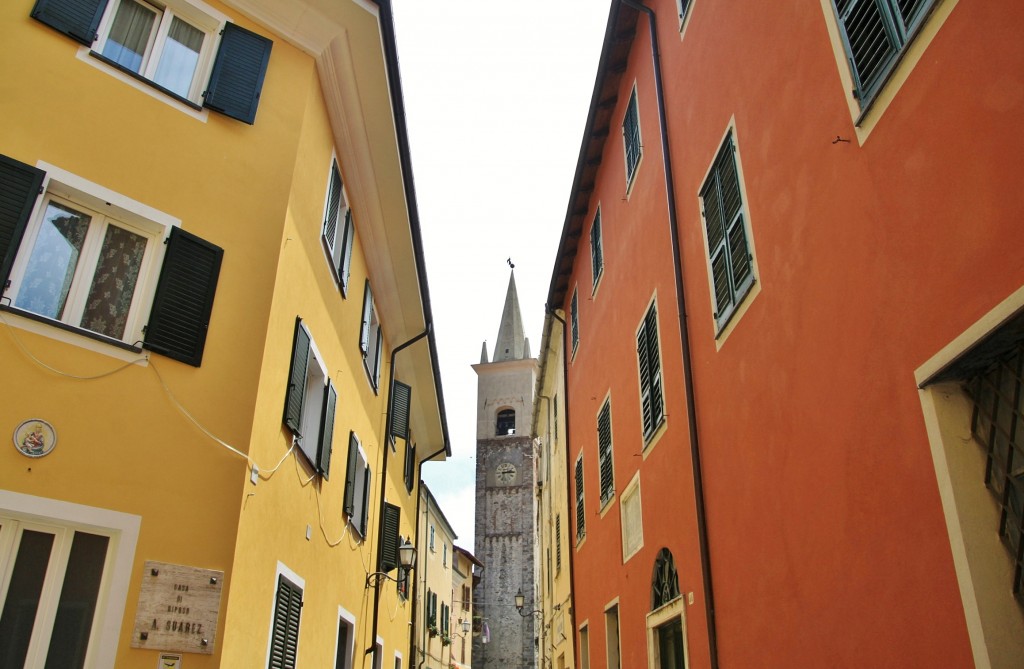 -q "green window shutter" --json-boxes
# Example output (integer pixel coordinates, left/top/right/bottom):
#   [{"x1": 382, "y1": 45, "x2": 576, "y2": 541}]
[
  {"x1": 317, "y1": 379, "x2": 337, "y2": 479},
  {"x1": 203, "y1": 23, "x2": 272, "y2": 125},
  {"x1": 282, "y1": 318, "x2": 310, "y2": 435},
  {"x1": 380, "y1": 503, "x2": 401, "y2": 572},
  {"x1": 30, "y1": 0, "x2": 107, "y2": 46},
  {"x1": 835, "y1": 0, "x2": 901, "y2": 100},
  {"x1": 644, "y1": 305, "x2": 663, "y2": 430},
  {"x1": 340, "y1": 210, "x2": 354, "y2": 295},
  {"x1": 390, "y1": 380, "x2": 412, "y2": 442},
  {"x1": 371, "y1": 332, "x2": 383, "y2": 389},
  {"x1": 323, "y1": 161, "x2": 343, "y2": 263},
  {"x1": 598, "y1": 401, "x2": 614, "y2": 503},
  {"x1": 570, "y1": 290, "x2": 580, "y2": 352},
  {"x1": 0, "y1": 155, "x2": 45, "y2": 292},
  {"x1": 268, "y1": 575, "x2": 302, "y2": 669},
  {"x1": 555, "y1": 514, "x2": 562, "y2": 570},
  {"x1": 404, "y1": 441, "x2": 416, "y2": 492},
  {"x1": 359, "y1": 466, "x2": 371, "y2": 536},
  {"x1": 142, "y1": 227, "x2": 223, "y2": 367},
  {"x1": 637, "y1": 319, "x2": 653, "y2": 437},
  {"x1": 575, "y1": 456, "x2": 586, "y2": 541},
  {"x1": 590, "y1": 209, "x2": 603, "y2": 282},
  {"x1": 359, "y1": 280, "x2": 372, "y2": 355},
  {"x1": 343, "y1": 432, "x2": 358, "y2": 517},
  {"x1": 623, "y1": 88, "x2": 641, "y2": 183}
]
